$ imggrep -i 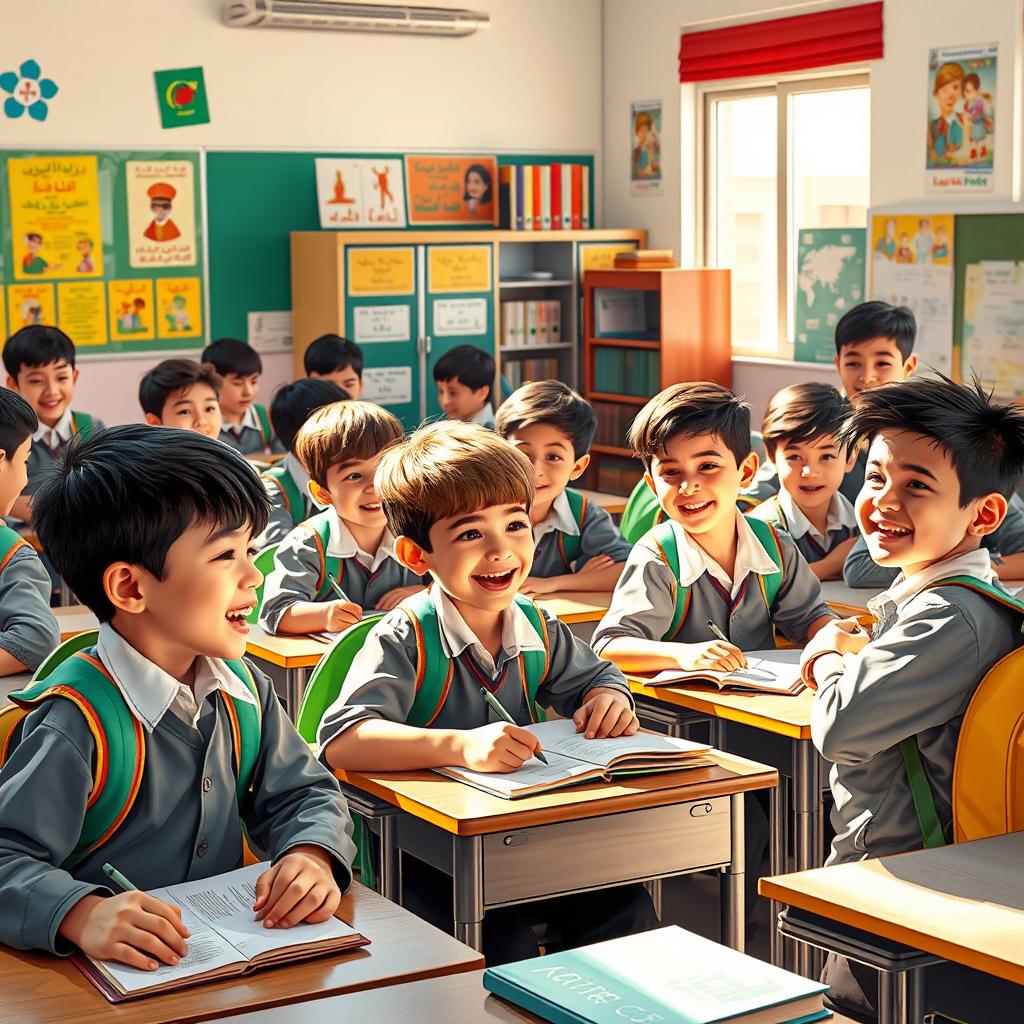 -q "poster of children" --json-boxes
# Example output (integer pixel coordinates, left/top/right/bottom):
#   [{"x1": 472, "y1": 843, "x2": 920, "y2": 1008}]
[
  {"x1": 926, "y1": 43, "x2": 996, "y2": 192},
  {"x1": 630, "y1": 100, "x2": 662, "y2": 195},
  {"x1": 155, "y1": 277, "x2": 202, "y2": 339},
  {"x1": 108, "y1": 278, "x2": 155, "y2": 341},
  {"x1": 126, "y1": 161, "x2": 198, "y2": 267},
  {"x1": 315, "y1": 158, "x2": 407, "y2": 229},
  {"x1": 7, "y1": 283, "x2": 55, "y2": 328}
]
